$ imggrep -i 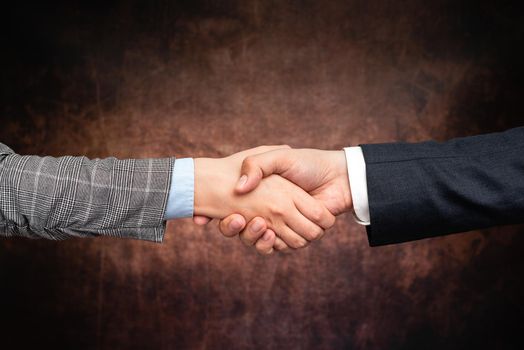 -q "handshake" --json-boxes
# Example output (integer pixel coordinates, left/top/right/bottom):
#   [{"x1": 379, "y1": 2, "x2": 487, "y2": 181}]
[
  {"x1": 1, "y1": 128, "x2": 520, "y2": 245},
  {"x1": 190, "y1": 146, "x2": 354, "y2": 255}
]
